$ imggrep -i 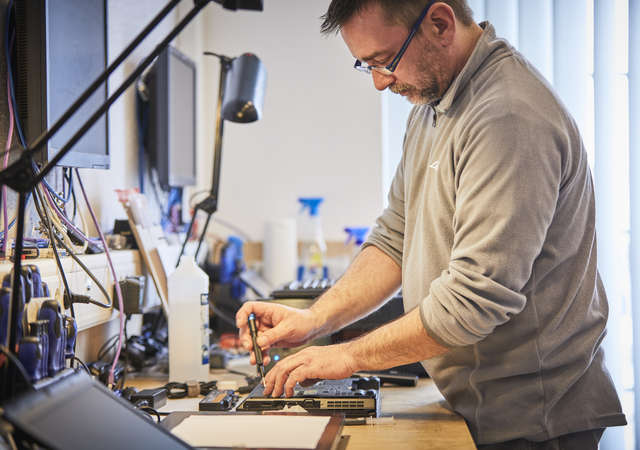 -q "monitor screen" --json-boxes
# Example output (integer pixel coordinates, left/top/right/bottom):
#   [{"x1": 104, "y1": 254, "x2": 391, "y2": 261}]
[
  {"x1": 15, "y1": 0, "x2": 109, "y2": 169},
  {"x1": 169, "y1": 50, "x2": 197, "y2": 188},
  {"x1": 146, "y1": 46, "x2": 197, "y2": 190}
]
